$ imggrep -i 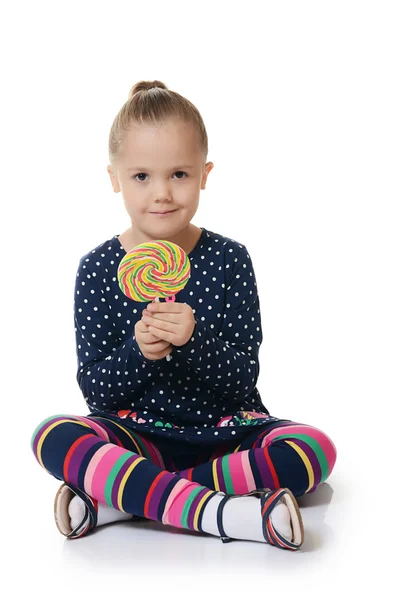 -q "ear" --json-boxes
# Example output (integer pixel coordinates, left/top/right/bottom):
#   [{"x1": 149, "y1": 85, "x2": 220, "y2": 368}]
[
  {"x1": 107, "y1": 165, "x2": 121, "y2": 193},
  {"x1": 201, "y1": 162, "x2": 214, "y2": 190}
]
